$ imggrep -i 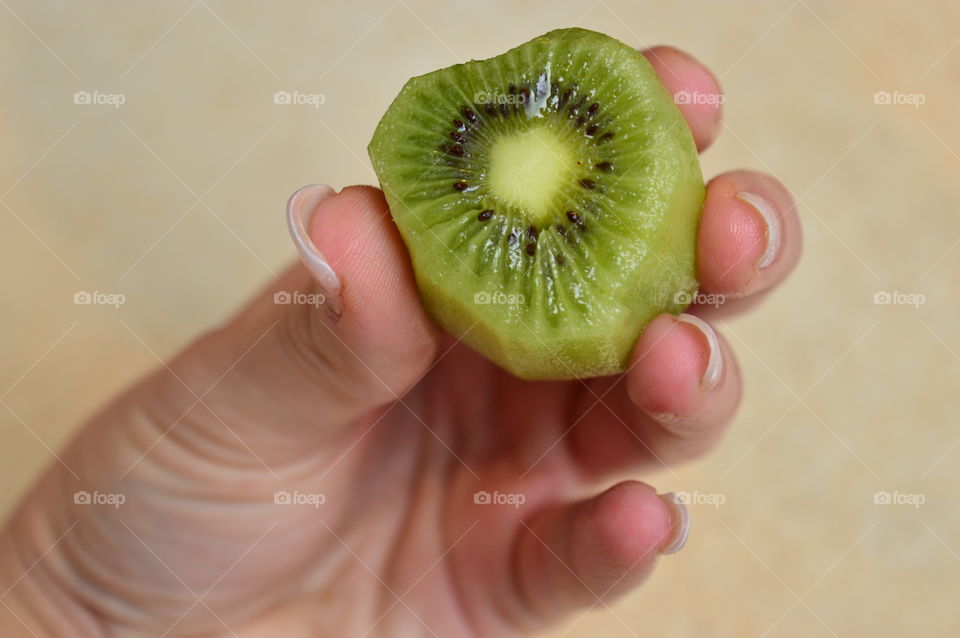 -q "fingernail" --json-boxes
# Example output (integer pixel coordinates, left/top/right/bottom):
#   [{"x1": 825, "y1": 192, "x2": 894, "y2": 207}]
[
  {"x1": 735, "y1": 191, "x2": 781, "y2": 269},
  {"x1": 658, "y1": 493, "x2": 690, "y2": 555},
  {"x1": 676, "y1": 313, "x2": 723, "y2": 390},
  {"x1": 287, "y1": 184, "x2": 342, "y2": 321}
]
